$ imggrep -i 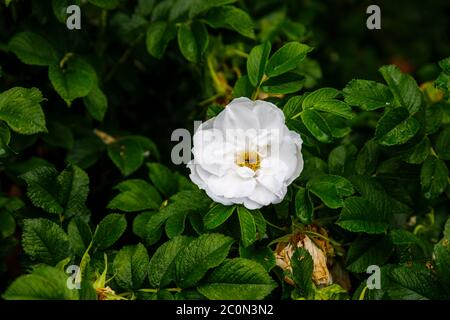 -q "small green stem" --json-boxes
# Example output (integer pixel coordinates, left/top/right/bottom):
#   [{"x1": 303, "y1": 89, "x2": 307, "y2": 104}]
[
  {"x1": 265, "y1": 219, "x2": 286, "y2": 231},
  {"x1": 59, "y1": 52, "x2": 74, "y2": 68}
]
